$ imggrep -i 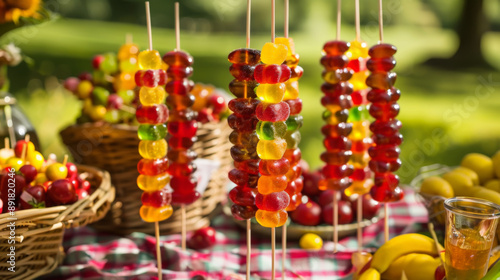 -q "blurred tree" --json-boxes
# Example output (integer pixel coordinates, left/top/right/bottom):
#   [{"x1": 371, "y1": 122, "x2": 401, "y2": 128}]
[{"x1": 427, "y1": 0, "x2": 494, "y2": 69}]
